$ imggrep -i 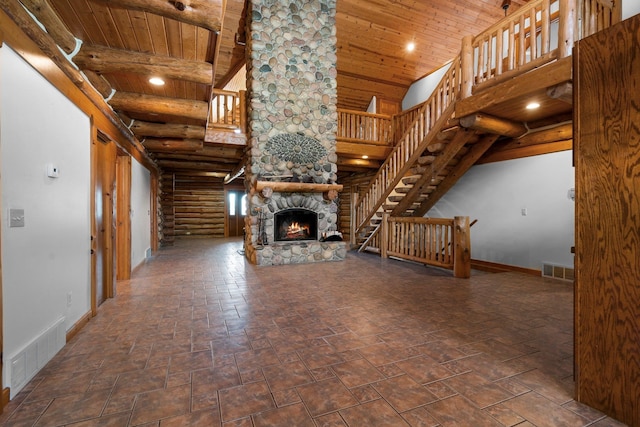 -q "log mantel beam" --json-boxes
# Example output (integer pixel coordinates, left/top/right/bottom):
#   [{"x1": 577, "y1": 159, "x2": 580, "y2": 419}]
[
  {"x1": 110, "y1": 92, "x2": 208, "y2": 121},
  {"x1": 90, "y1": 0, "x2": 222, "y2": 33},
  {"x1": 75, "y1": 45, "x2": 214, "y2": 85}
]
